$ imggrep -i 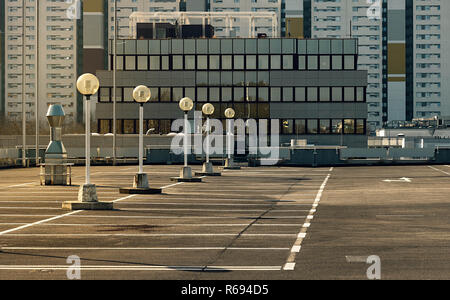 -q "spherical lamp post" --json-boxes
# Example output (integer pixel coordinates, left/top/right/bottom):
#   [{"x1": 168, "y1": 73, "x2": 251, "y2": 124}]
[
  {"x1": 119, "y1": 85, "x2": 161, "y2": 194},
  {"x1": 195, "y1": 103, "x2": 221, "y2": 176},
  {"x1": 170, "y1": 97, "x2": 202, "y2": 182},
  {"x1": 63, "y1": 73, "x2": 113, "y2": 210},
  {"x1": 222, "y1": 108, "x2": 240, "y2": 170}
]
